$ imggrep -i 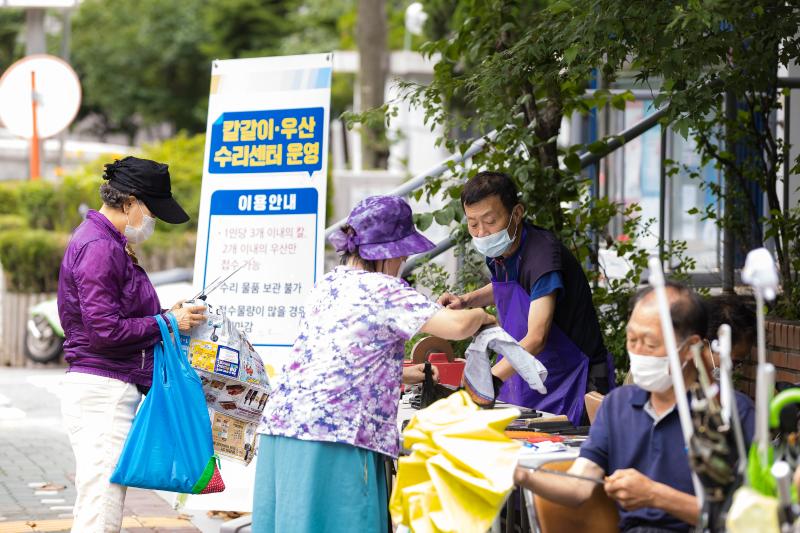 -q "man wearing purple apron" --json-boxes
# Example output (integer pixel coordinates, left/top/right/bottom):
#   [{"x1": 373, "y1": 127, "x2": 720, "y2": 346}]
[{"x1": 439, "y1": 171, "x2": 614, "y2": 424}]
